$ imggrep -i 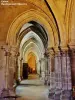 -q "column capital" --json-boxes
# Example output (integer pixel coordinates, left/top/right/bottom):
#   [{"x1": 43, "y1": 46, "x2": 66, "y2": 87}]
[
  {"x1": 0, "y1": 45, "x2": 12, "y2": 57},
  {"x1": 4, "y1": 51, "x2": 11, "y2": 56},
  {"x1": 69, "y1": 41, "x2": 75, "y2": 49},
  {"x1": 45, "y1": 47, "x2": 55, "y2": 57},
  {"x1": 40, "y1": 57, "x2": 45, "y2": 61},
  {"x1": 20, "y1": 58, "x2": 23, "y2": 61},
  {"x1": 10, "y1": 46, "x2": 18, "y2": 57},
  {"x1": 67, "y1": 45, "x2": 75, "y2": 56}
]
